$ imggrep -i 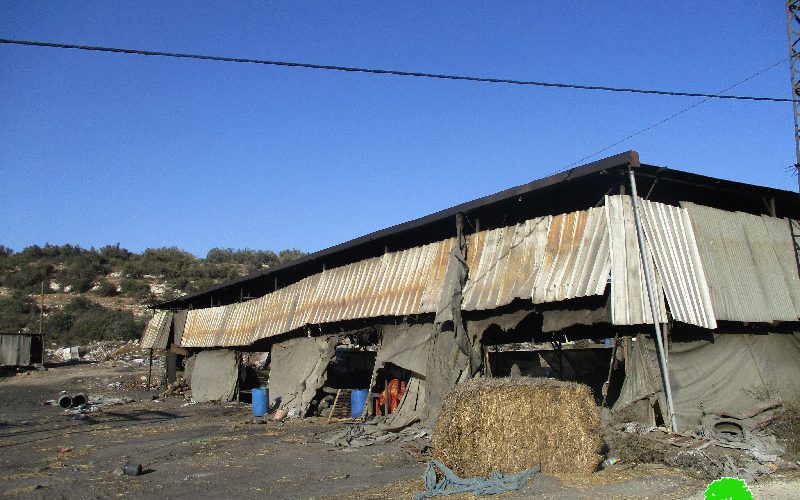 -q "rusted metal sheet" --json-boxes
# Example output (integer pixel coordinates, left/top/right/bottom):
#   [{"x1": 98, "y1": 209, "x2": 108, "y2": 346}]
[
  {"x1": 682, "y1": 202, "x2": 800, "y2": 322},
  {"x1": 185, "y1": 194, "x2": 800, "y2": 347},
  {"x1": 180, "y1": 239, "x2": 455, "y2": 347},
  {"x1": 462, "y1": 207, "x2": 610, "y2": 311},
  {"x1": 606, "y1": 195, "x2": 667, "y2": 326},
  {"x1": 140, "y1": 310, "x2": 172, "y2": 349},
  {"x1": 639, "y1": 199, "x2": 717, "y2": 329}
]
